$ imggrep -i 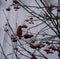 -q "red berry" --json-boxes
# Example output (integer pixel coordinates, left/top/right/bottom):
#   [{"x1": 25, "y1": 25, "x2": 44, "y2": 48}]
[
  {"x1": 52, "y1": 48, "x2": 57, "y2": 51},
  {"x1": 30, "y1": 17, "x2": 33, "y2": 20},
  {"x1": 25, "y1": 20, "x2": 29, "y2": 22},
  {"x1": 44, "y1": 49, "x2": 53, "y2": 54},
  {"x1": 6, "y1": 8, "x2": 11, "y2": 11},
  {"x1": 39, "y1": 44, "x2": 45, "y2": 47},
  {"x1": 14, "y1": 48, "x2": 18, "y2": 51},
  {"x1": 31, "y1": 40, "x2": 35, "y2": 43},
  {"x1": 30, "y1": 44, "x2": 36, "y2": 49},
  {"x1": 11, "y1": 37, "x2": 16, "y2": 39},
  {"x1": 31, "y1": 55, "x2": 37, "y2": 59},
  {"x1": 4, "y1": 29, "x2": 8, "y2": 32},
  {"x1": 57, "y1": 48, "x2": 60, "y2": 52},
  {"x1": 46, "y1": 42, "x2": 50, "y2": 45},
  {"x1": 21, "y1": 25, "x2": 28, "y2": 28},
  {"x1": 13, "y1": 0, "x2": 18, "y2": 4},
  {"x1": 12, "y1": 39, "x2": 17, "y2": 42},
  {"x1": 48, "y1": 6, "x2": 53, "y2": 11},
  {"x1": 30, "y1": 44, "x2": 44, "y2": 49},
  {"x1": 48, "y1": 45, "x2": 56, "y2": 51},
  {"x1": 14, "y1": 6, "x2": 20, "y2": 9},
  {"x1": 24, "y1": 34, "x2": 33, "y2": 39},
  {"x1": 29, "y1": 21, "x2": 34, "y2": 24},
  {"x1": 55, "y1": 16, "x2": 60, "y2": 19},
  {"x1": 57, "y1": 9, "x2": 60, "y2": 12}
]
